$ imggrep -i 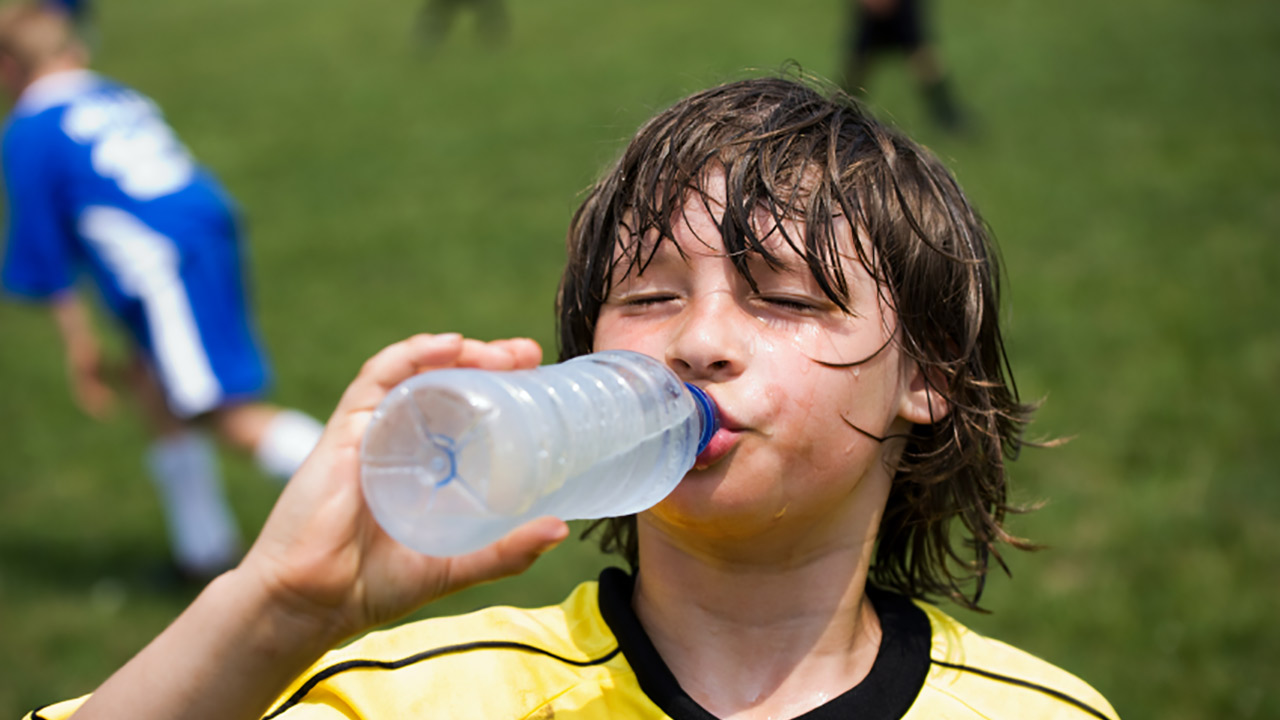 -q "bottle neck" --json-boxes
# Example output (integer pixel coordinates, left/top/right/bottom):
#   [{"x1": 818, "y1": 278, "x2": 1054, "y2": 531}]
[{"x1": 684, "y1": 383, "x2": 719, "y2": 455}]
